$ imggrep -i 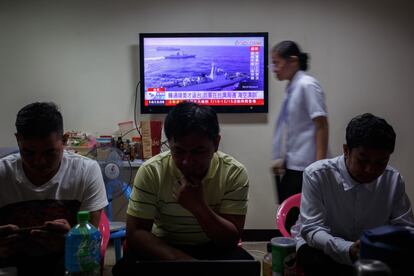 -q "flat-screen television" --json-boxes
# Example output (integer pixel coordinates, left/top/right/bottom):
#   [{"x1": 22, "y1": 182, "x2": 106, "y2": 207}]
[{"x1": 139, "y1": 32, "x2": 268, "y2": 113}]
